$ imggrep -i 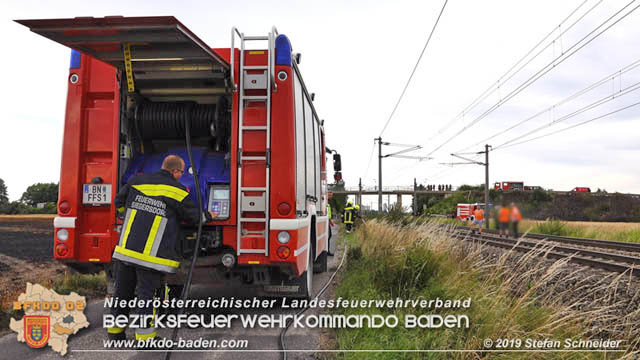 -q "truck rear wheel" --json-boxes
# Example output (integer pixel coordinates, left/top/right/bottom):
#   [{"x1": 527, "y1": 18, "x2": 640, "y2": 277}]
[
  {"x1": 298, "y1": 247, "x2": 314, "y2": 299},
  {"x1": 313, "y1": 251, "x2": 327, "y2": 273},
  {"x1": 327, "y1": 226, "x2": 334, "y2": 256}
]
